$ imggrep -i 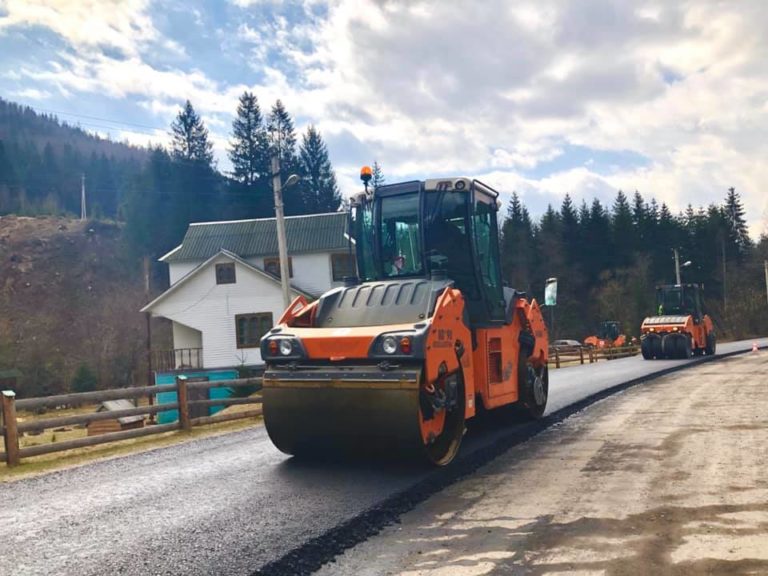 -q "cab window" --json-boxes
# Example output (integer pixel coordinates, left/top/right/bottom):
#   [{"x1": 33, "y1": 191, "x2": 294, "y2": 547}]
[{"x1": 380, "y1": 193, "x2": 422, "y2": 277}]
